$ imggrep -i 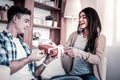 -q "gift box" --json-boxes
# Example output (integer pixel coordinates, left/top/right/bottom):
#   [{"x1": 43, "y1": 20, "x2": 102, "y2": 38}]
[
  {"x1": 38, "y1": 44, "x2": 68, "y2": 56},
  {"x1": 38, "y1": 44, "x2": 58, "y2": 56}
]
